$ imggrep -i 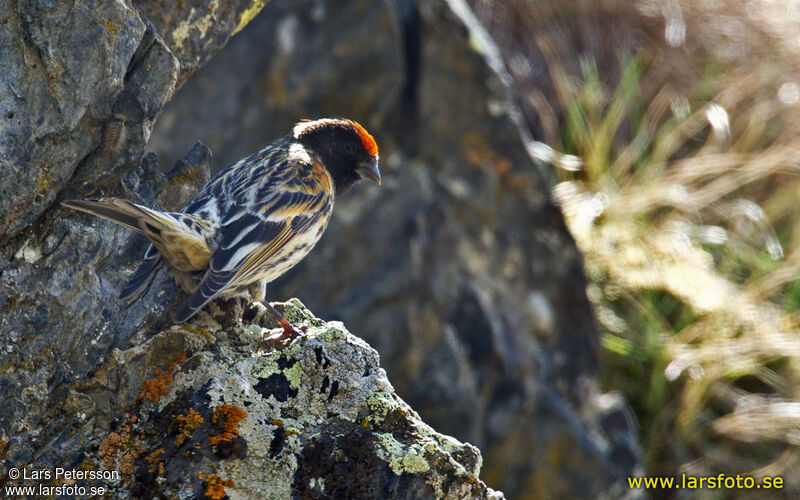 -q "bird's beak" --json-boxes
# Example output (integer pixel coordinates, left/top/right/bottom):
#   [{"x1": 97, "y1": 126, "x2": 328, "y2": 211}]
[{"x1": 357, "y1": 157, "x2": 381, "y2": 186}]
